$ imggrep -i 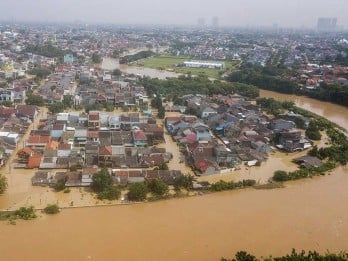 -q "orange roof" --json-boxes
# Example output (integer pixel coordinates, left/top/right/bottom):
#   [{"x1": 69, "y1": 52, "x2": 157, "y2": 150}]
[
  {"x1": 17, "y1": 147, "x2": 33, "y2": 155},
  {"x1": 27, "y1": 135, "x2": 51, "y2": 144},
  {"x1": 46, "y1": 140, "x2": 59, "y2": 150},
  {"x1": 99, "y1": 146, "x2": 112, "y2": 156},
  {"x1": 27, "y1": 155, "x2": 42, "y2": 168}
]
